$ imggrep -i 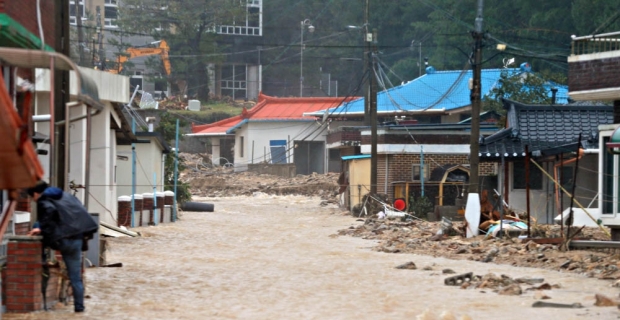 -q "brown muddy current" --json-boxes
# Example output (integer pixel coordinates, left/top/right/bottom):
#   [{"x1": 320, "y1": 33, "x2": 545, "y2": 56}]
[{"x1": 5, "y1": 195, "x2": 619, "y2": 319}]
